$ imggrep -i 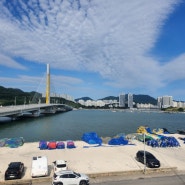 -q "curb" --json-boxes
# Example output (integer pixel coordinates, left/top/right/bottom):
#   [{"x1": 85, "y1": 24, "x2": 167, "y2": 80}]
[
  {"x1": 87, "y1": 167, "x2": 177, "y2": 178},
  {"x1": 0, "y1": 167, "x2": 177, "y2": 184}
]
